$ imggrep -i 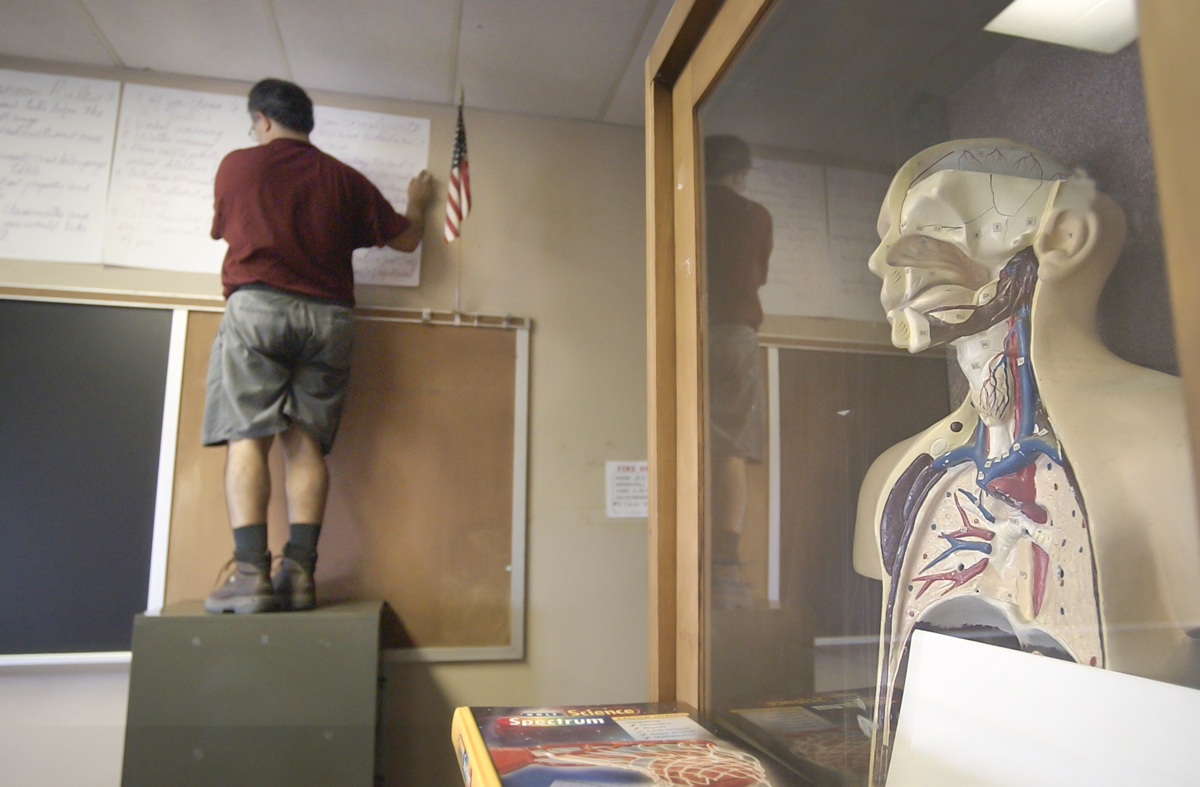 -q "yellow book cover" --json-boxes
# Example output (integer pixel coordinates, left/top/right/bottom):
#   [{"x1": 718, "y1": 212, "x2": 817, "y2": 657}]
[{"x1": 452, "y1": 705, "x2": 502, "y2": 787}]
